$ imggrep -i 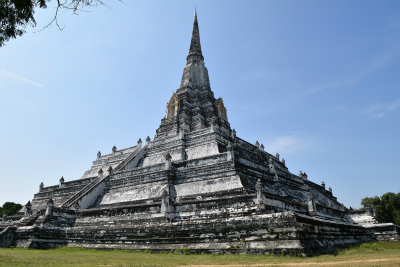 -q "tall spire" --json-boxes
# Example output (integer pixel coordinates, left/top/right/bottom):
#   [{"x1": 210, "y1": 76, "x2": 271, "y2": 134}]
[
  {"x1": 179, "y1": 8, "x2": 210, "y2": 89},
  {"x1": 187, "y1": 7, "x2": 203, "y2": 61},
  {"x1": 157, "y1": 8, "x2": 231, "y2": 137}
]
